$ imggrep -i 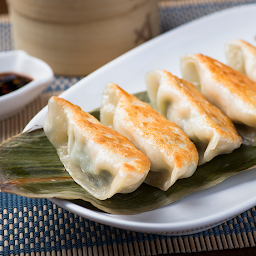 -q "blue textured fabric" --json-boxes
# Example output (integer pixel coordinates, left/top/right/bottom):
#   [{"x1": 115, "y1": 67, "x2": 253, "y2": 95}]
[
  {"x1": 0, "y1": 21, "x2": 12, "y2": 51},
  {"x1": 159, "y1": 0, "x2": 256, "y2": 32},
  {"x1": 43, "y1": 75, "x2": 84, "y2": 93},
  {"x1": 2, "y1": 1, "x2": 256, "y2": 255},
  {"x1": 1, "y1": 192, "x2": 256, "y2": 254}
]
